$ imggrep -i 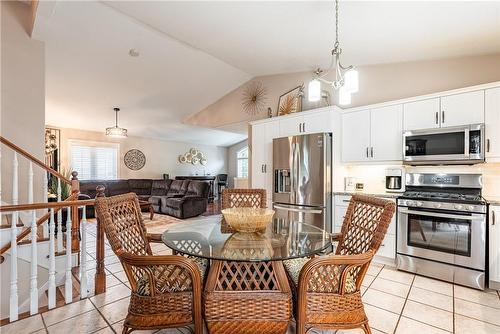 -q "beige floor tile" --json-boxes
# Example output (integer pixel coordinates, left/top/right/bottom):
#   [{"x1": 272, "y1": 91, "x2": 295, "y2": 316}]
[
  {"x1": 454, "y1": 285, "x2": 500, "y2": 309},
  {"x1": 455, "y1": 314, "x2": 500, "y2": 334},
  {"x1": 99, "y1": 297, "x2": 130, "y2": 324},
  {"x1": 105, "y1": 273, "x2": 122, "y2": 288},
  {"x1": 412, "y1": 275, "x2": 453, "y2": 296},
  {"x1": 363, "y1": 288, "x2": 406, "y2": 314},
  {"x1": 364, "y1": 304, "x2": 400, "y2": 333},
  {"x1": 90, "y1": 283, "x2": 130, "y2": 307},
  {"x1": 113, "y1": 270, "x2": 129, "y2": 283},
  {"x1": 395, "y1": 316, "x2": 451, "y2": 334},
  {"x1": 454, "y1": 298, "x2": 500, "y2": 326},
  {"x1": 106, "y1": 262, "x2": 124, "y2": 274},
  {"x1": 42, "y1": 298, "x2": 95, "y2": 326},
  {"x1": 402, "y1": 300, "x2": 453, "y2": 332},
  {"x1": 361, "y1": 274, "x2": 376, "y2": 288},
  {"x1": 111, "y1": 320, "x2": 158, "y2": 333},
  {"x1": 92, "y1": 327, "x2": 114, "y2": 334},
  {"x1": 335, "y1": 329, "x2": 385, "y2": 334},
  {"x1": 370, "y1": 277, "x2": 411, "y2": 298},
  {"x1": 367, "y1": 263, "x2": 384, "y2": 276},
  {"x1": 0, "y1": 314, "x2": 45, "y2": 334},
  {"x1": 378, "y1": 267, "x2": 414, "y2": 285},
  {"x1": 46, "y1": 310, "x2": 108, "y2": 334},
  {"x1": 408, "y1": 286, "x2": 453, "y2": 312}
]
